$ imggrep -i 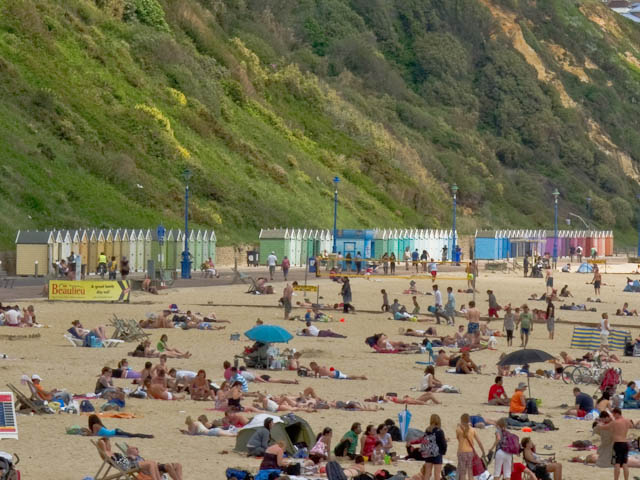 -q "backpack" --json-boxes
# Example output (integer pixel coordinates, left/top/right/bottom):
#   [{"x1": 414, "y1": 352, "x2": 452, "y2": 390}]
[
  {"x1": 525, "y1": 398, "x2": 538, "y2": 415},
  {"x1": 499, "y1": 430, "x2": 520, "y2": 454},
  {"x1": 225, "y1": 468, "x2": 253, "y2": 480},
  {"x1": 80, "y1": 400, "x2": 94, "y2": 413},
  {"x1": 420, "y1": 431, "x2": 440, "y2": 458}
]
